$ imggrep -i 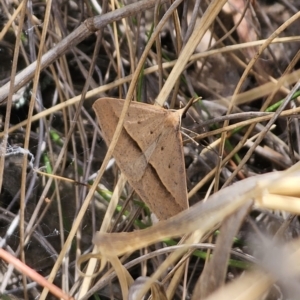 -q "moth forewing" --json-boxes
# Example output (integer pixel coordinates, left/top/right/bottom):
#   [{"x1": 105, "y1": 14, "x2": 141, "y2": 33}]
[
  {"x1": 123, "y1": 110, "x2": 169, "y2": 152},
  {"x1": 147, "y1": 112, "x2": 188, "y2": 209},
  {"x1": 122, "y1": 140, "x2": 157, "y2": 182}
]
